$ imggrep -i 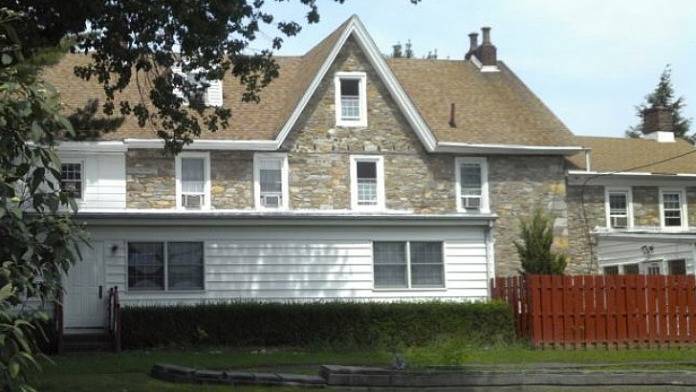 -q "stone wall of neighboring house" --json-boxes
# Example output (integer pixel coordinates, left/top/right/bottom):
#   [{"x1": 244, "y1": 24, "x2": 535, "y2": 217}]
[
  {"x1": 282, "y1": 36, "x2": 456, "y2": 213},
  {"x1": 488, "y1": 156, "x2": 571, "y2": 276},
  {"x1": 566, "y1": 184, "x2": 604, "y2": 274},
  {"x1": 688, "y1": 187, "x2": 696, "y2": 225}
]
